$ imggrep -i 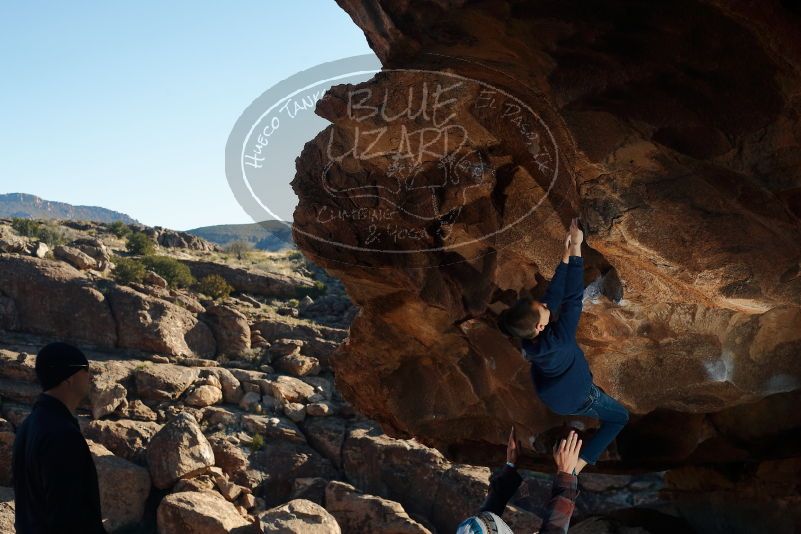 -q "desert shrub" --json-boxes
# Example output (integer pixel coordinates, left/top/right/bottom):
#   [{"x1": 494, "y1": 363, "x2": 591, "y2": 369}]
[
  {"x1": 224, "y1": 240, "x2": 252, "y2": 260},
  {"x1": 34, "y1": 224, "x2": 66, "y2": 247},
  {"x1": 109, "y1": 220, "x2": 131, "y2": 238},
  {"x1": 11, "y1": 218, "x2": 66, "y2": 247},
  {"x1": 286, "y1": 249, "x2": 304, "y2": 261},
  {"x1": 195, "y1": 274, "x2": 233, "y2": 300},
  {"x1": 126, "y1": 231, "x2": 156, "y2": 256},
  {"x1": 247, "y1": 434, "x2": 264, "y2": 452},
  {"x1": 11, "y1": 218, "x2": 39, "y2": 237},
  {"x1": 112, "y1": 256, "x2": 146, "y2": 285},
  {"x1": 141, "y1": 256, "x2": 195, "y2": 288},
  {"x1": 287, "y1": 298, "x2": 300, "y2": 308},
  {"x1": 295, "y1": 280, "x2": 326, "y2": 299}
]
